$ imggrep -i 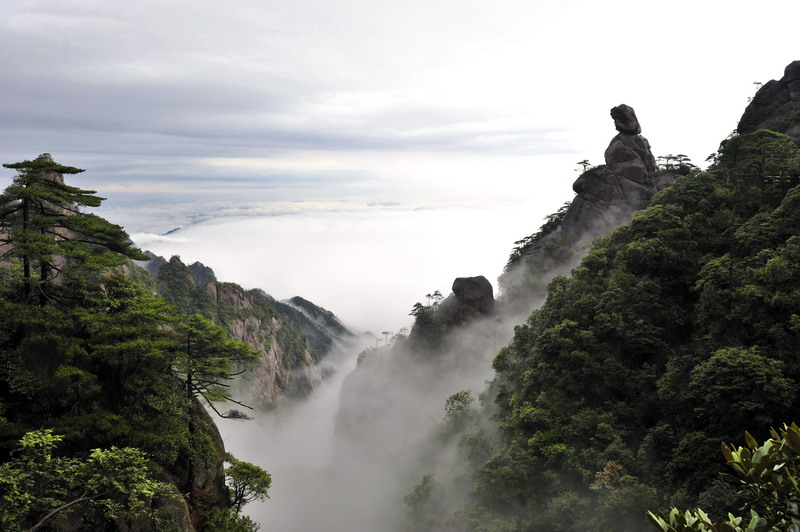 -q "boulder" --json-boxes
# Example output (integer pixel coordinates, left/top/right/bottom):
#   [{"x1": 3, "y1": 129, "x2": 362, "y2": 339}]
[
  {"x1": 406, "y1": 275, "x2": 498, "y2": 354},
  {"x1": 610, "y1": 104, "x2": 642, "y2": 134},
  {"x1": 452, "y1": 276, "x2": 495, "y2": 315}
]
